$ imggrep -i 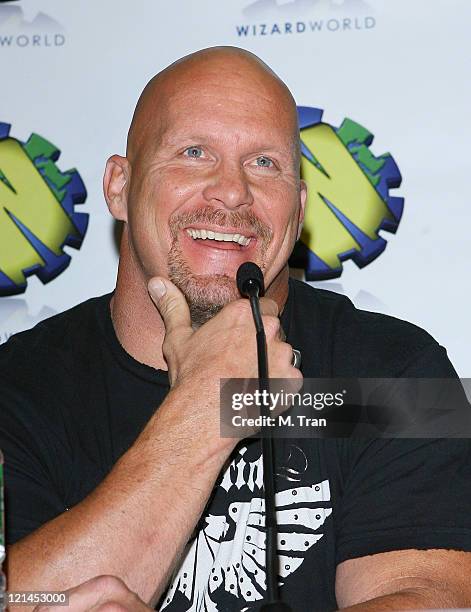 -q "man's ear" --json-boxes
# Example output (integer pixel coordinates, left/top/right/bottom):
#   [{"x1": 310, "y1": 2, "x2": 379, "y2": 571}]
[
  {"x1": 103, "y1": 155, "x2": 130, "y2": 222},
  {"x1": 297, "y1": 179, "x2": 307, "y2": 241}
]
